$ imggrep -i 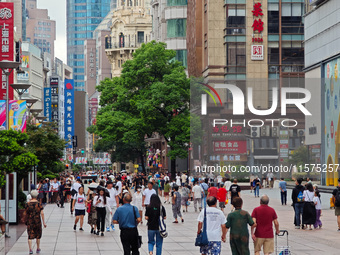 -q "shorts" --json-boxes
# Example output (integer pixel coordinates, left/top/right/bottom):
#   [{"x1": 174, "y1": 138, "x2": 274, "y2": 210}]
[
  {"x1": 254, "y1": 238, "x2": 274, "y2": 254},
  {"x1": 164, "y1": 192, "x2": 169, "y2": 197},
  {"x1": 219, "y1": 202, "x2": 225, "y2": 208},
  {"x1": 75, "y1": 209, "x2": 85, "y2": 216},
  {"x1": 200, "y1": 241, "x2": 222, "y2": 255},
  {"x1": 181, "y1": 196, "x2": 189, "y2": 206},
  {"x1": 335, "y1": 207, "x2": 340, "y2": 216}
]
